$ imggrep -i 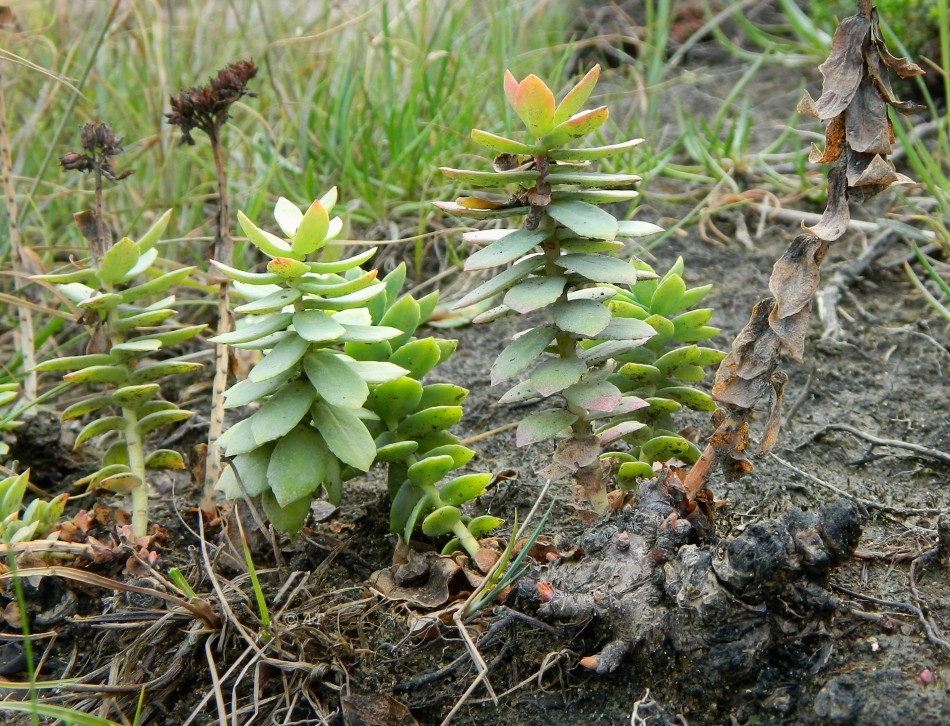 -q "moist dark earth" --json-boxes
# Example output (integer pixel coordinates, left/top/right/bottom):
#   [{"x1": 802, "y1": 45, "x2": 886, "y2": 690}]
[{"x1": 3, "y1": 10, "x2": 950, "y2": 726}]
